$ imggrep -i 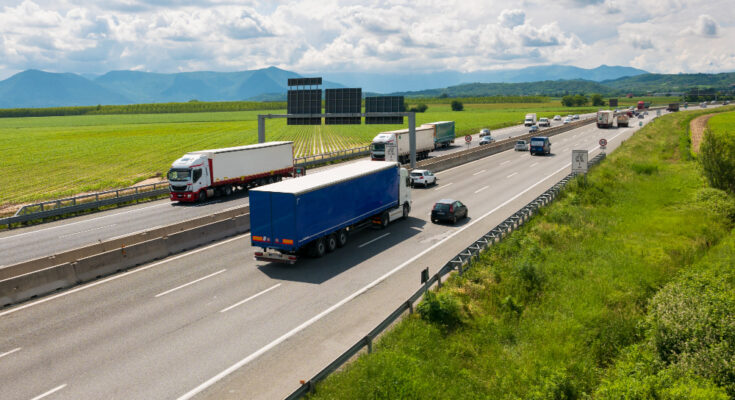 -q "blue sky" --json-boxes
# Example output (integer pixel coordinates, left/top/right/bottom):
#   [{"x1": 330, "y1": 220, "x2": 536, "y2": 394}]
[{"x1": 0, "y1": 0, "x2": 732, "y2": 80}]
